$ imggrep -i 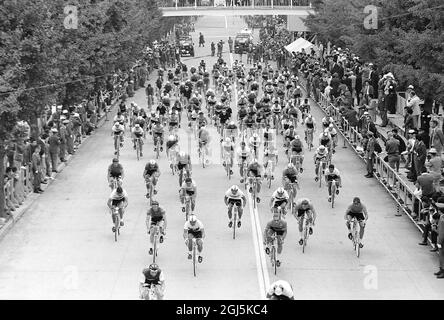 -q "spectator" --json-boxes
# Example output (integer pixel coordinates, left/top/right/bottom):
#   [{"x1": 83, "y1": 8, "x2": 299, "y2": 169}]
[
  {"x1": 425, "y1": 148, "x2": 442, "y2": 192},
  {"x1": 199, "y1": 32, "x2": 205, "y2": 47},
  {"x1": 59, "y1": 118, "x2": 68, "y2": 162},
  {"x1": 365, "y1": 131, "x2": 376, "y2": 178},
  {"x1": 360, "y1": 80, "x2": 374, "y2": 106},
  {"x1": 392, "y1": 128, "x2": 406, "y2": 162},
  {"x1": 228, "y1": 36, "x2": 233, "y2": 53},
  {"x1": 412, "y1": 133, "x2": 427, "y2": 181},
  {"x1": 415, "y1": 170, "x2": 435, "y2": 200},
  {"x1": 386, "y1": 85, "x2": 397, "y2": 114},
  {"x1": 406, "y1": 90, "x2": 421, "y2": 129},
  {"x1": 418, "y1": 198, "x2": 439, "y2": 250},
  {"x1": 404, "y1": 108, "x2": 415, "y2": 137},
  {"x1": 48, "y1": 128, "x2": 60, "y2": 173},
  {"x1": 385, "y1": 131, "x2": 400, "y2": 172},
  {"x1": 430, "y1": 119, "x2": 444, "y2": 156},
  {"x1": 31, "y1": 145, "x2": 43, "y2": 194}
]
